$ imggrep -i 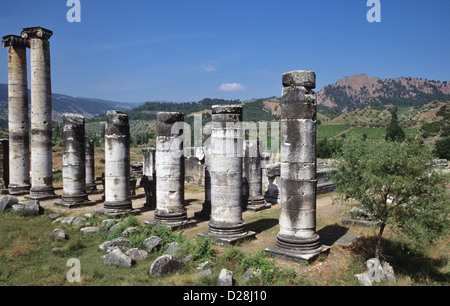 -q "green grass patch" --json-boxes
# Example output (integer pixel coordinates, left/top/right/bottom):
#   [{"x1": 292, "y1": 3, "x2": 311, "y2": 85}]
[{"x1": 317, "y1": 125, "x2": 351, "y2": 139}]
